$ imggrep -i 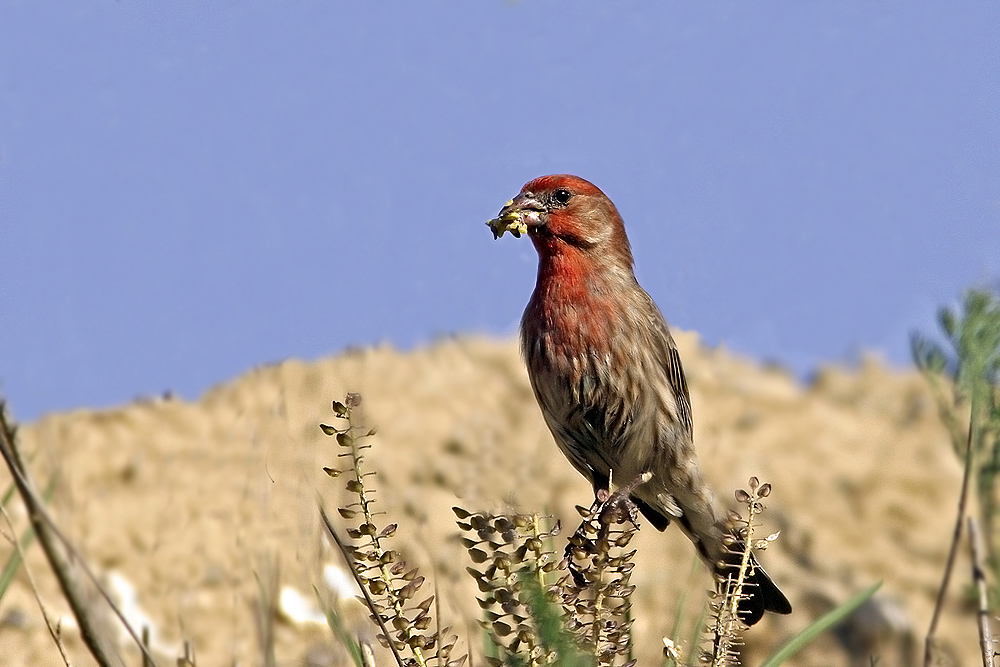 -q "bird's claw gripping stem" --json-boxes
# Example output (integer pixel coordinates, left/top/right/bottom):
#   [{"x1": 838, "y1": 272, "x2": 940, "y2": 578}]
[{"x1": 561, "y1": 472, "x2": 652, "y2": 584}]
